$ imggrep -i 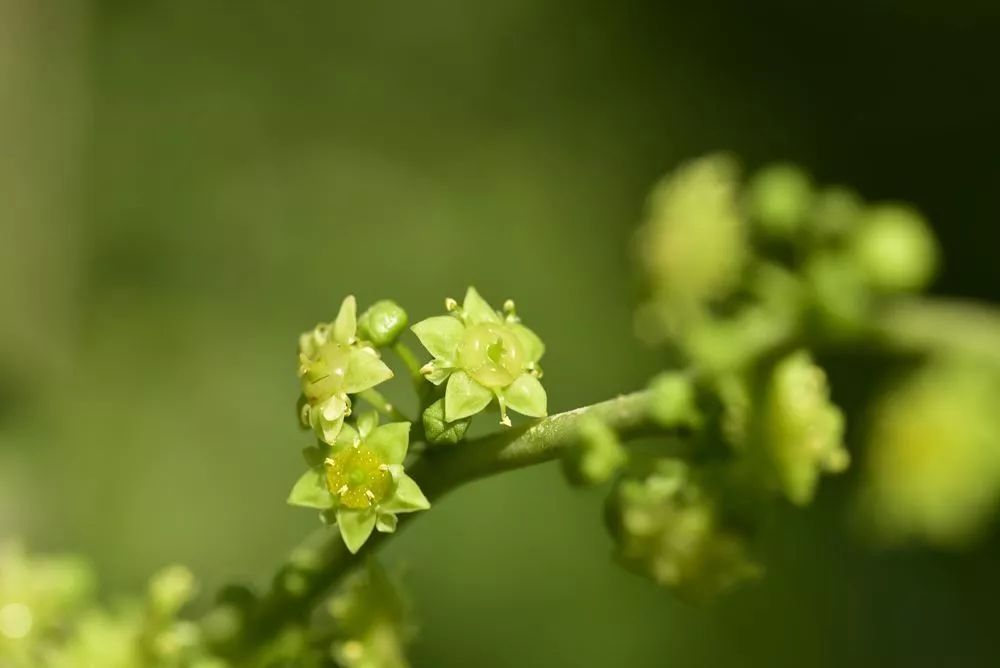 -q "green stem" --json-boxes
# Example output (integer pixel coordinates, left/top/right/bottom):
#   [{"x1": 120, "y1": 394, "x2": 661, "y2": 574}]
[
  {"x1": 874, "y1": 297, "x2": 1000, "y2": 366},
  {"x1": 392, "y1": 341, "x2": 424, "y2": 385},
  {"x1": 357, "y1": 388, "x2": 411, "y2": 423},
  {"x1": 222, "y1": 389, "x2": 676, "y2": 658}
]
